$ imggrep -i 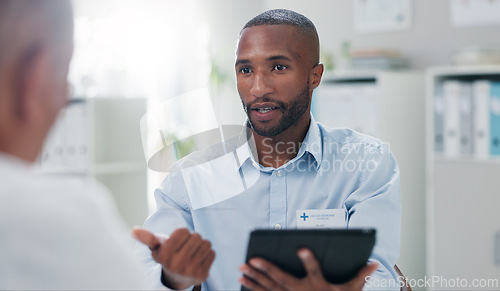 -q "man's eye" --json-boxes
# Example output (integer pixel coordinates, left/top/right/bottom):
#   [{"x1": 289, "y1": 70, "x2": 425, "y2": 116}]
[
  {"x1": 240, "y1": 67, "x2": 252, "y2": 74},
  {"x1": 273, "y1": 64, "x2": 287, "y2": 71}
]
